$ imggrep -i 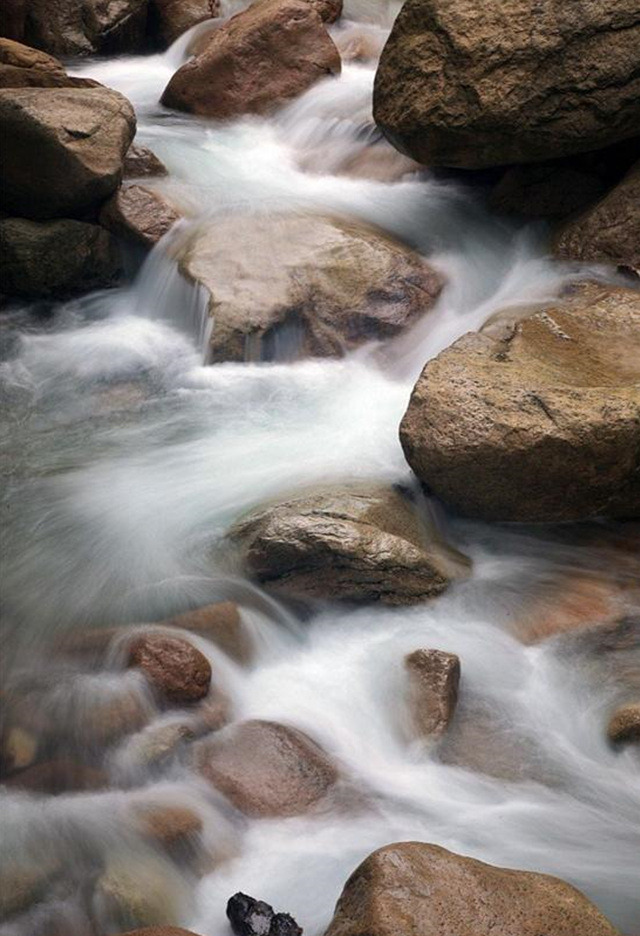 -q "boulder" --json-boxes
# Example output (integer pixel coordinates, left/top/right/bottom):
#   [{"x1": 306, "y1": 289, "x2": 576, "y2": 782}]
[
  {"x1": 373, "y1": 0, "x2": 640, "y2": 168},
  {"x1": 128, "y1": 634, "x2": 212, "y2": 705},
  {"x1": 0, "y1": 218, "x2": 122, "y2": 298},
  {"x1": 607, "y1": 703, "x2": 640, "y2": 745},
  {"x1": 177, "y1": 214, "x2": 443, "y2": 363},
  {"x1": 100, "y1": 184, "x2": 182, "y2": 249},
  {"x1": 161, "y1": 0, "x2": 341, "y2": 118},
  {"x1": 195, "y1": 719, "x2": 338, "y2": 817},
  {"x1": 227, "y1": 892, "x2": 303, "y2": 936},
  {"x1": 0, "y1": 38, "x2": 100, "y2": 88},
  {"x1": 405, "y1": 648, "x2": 460, "y2": 739},
  {"x1": 0, "y1": 87, "x2": 136, "y2": 219},
  {"x1": 150, "y1": 0, "x2": 221, "y2": 47},
  {"x1": 400, "y1": 282, "x2": 640, "y2": 522},
  {"x1": 124, "y1": 143, "x2": 168, "y2": 179},
  {"x1": 0, "y1": 0, "x2": 26, "y2": 42},
  {"x1": 21, "y1": 0, "x2": 148, "y2": 57},
  {"x1": 228, "y1": 484, "x2": 469, "y2": 605},
  {"x1": 324, "y1": 842, "x2": 619, "y2": 936},
  {"x1": 554, "y1": 160, "x2": 640, "y2": 272}
]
